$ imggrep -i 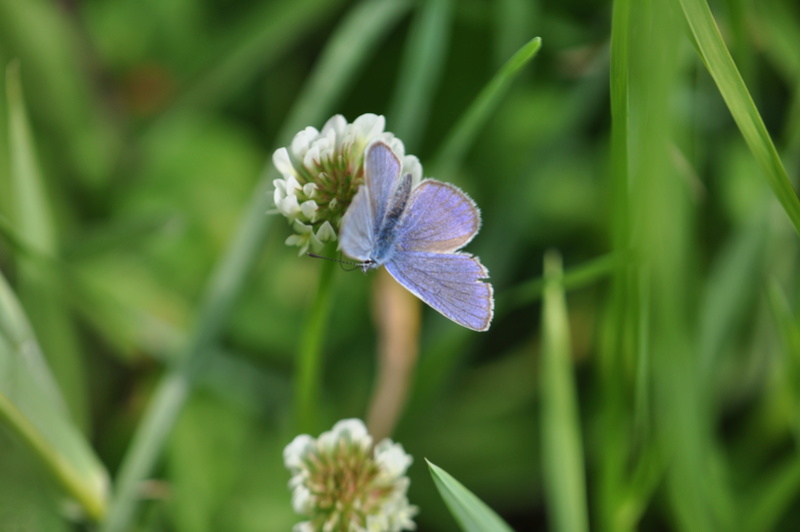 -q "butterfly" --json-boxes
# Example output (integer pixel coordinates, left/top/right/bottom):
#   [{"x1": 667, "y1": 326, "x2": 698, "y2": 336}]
[{"x1": 339, "y1": 140, "x2": 494, "y2": 331}]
